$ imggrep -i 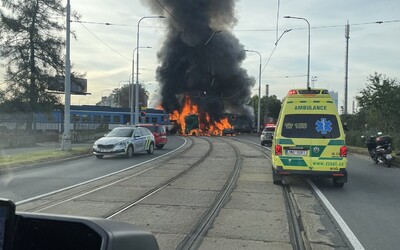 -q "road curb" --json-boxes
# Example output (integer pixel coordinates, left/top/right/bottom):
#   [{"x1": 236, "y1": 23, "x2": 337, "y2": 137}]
[{"x1": 0, "y1": 153, "x2": 92, "y2": 175}]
